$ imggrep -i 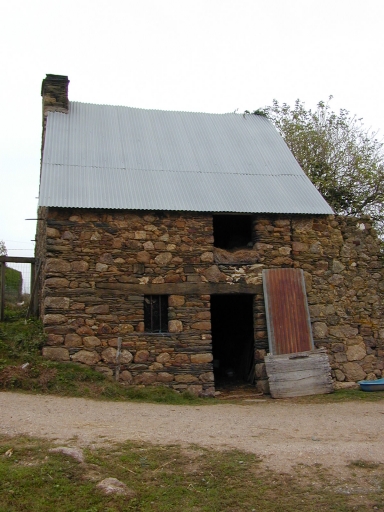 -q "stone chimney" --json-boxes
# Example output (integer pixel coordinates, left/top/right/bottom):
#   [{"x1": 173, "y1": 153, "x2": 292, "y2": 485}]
[
  {"x1": 41, "y1": 74, "x2": 69, "y2": 118},
  {"x1": 41, "y1": 74, "x2": 69, "y2": 151}
]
